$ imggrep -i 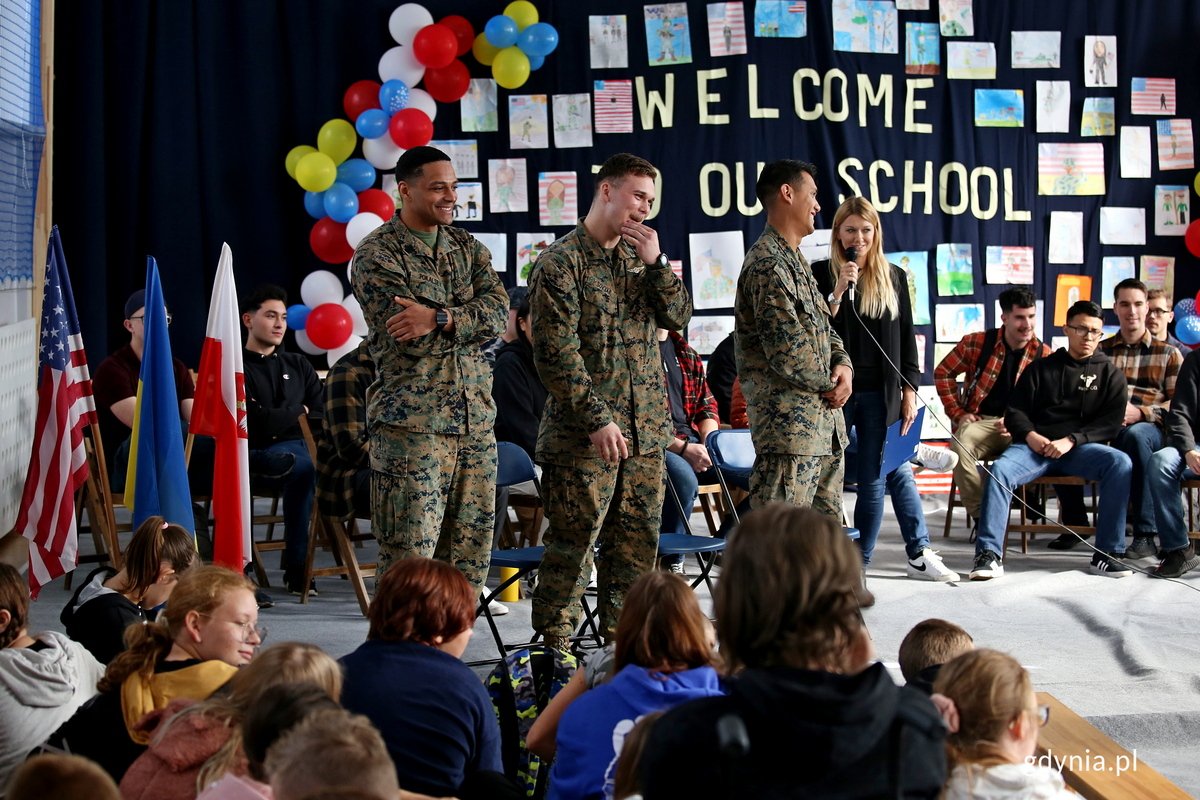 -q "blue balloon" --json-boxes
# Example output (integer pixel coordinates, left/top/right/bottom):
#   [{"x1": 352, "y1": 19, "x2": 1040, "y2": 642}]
[
  {"x1": 322, "y1": 182, "x2": 360, "y2": 223},
  {"x1": 1177, "y1": 314, "x2": 1200, "y2": 346},
  {"x1": 1175, "y1": 298, "x2": 1195, "y2": 319},
  {"x1": 484, "y1": 14, "x2": 518, "y2": 48},
  {"x1": 337, "y1": 159, "x2": 376, "y2": 193},
  {"x1": 527, "y1": 53, "x2": 545, "y2": 70},
  {"x1": 303, "y1": 191, "x2": 326, "y2": 219},
  {"x1": 378, "y1": 80, "x2": 410, "y2": 115},
  {"x1": 517, "y1": 22, "x2": 559, "y2": 57},
  {"x1": 287, "y1": 304, "x2": 312, "y2": 331},
  {"x1": 355, "y1": 108, "x2": 390, "y2": 139}
]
